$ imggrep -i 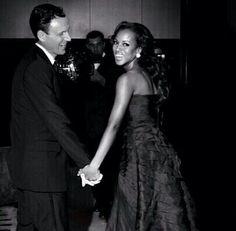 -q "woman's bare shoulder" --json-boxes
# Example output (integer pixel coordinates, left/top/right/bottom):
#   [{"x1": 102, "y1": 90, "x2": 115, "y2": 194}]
[
  {"x1": 116, "y1": 72, "x2": 136, "y2": 94},
  {"x1": 118, "y1": 70, "x2": 142, "y2": 81}
]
